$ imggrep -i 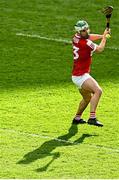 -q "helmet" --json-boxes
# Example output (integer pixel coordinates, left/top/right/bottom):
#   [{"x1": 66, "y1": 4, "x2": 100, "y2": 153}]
[{"x1": 74, "y1": 20, "x2": 89, "y2": 32}]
